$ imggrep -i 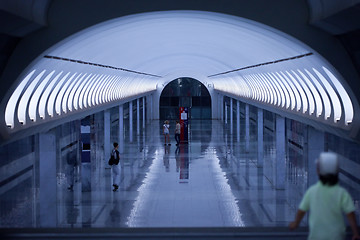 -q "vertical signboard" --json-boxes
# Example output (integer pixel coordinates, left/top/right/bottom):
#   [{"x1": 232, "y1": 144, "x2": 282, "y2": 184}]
[{"x1": 179, "y1": 107, "x2": 188, "y2": 143}]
